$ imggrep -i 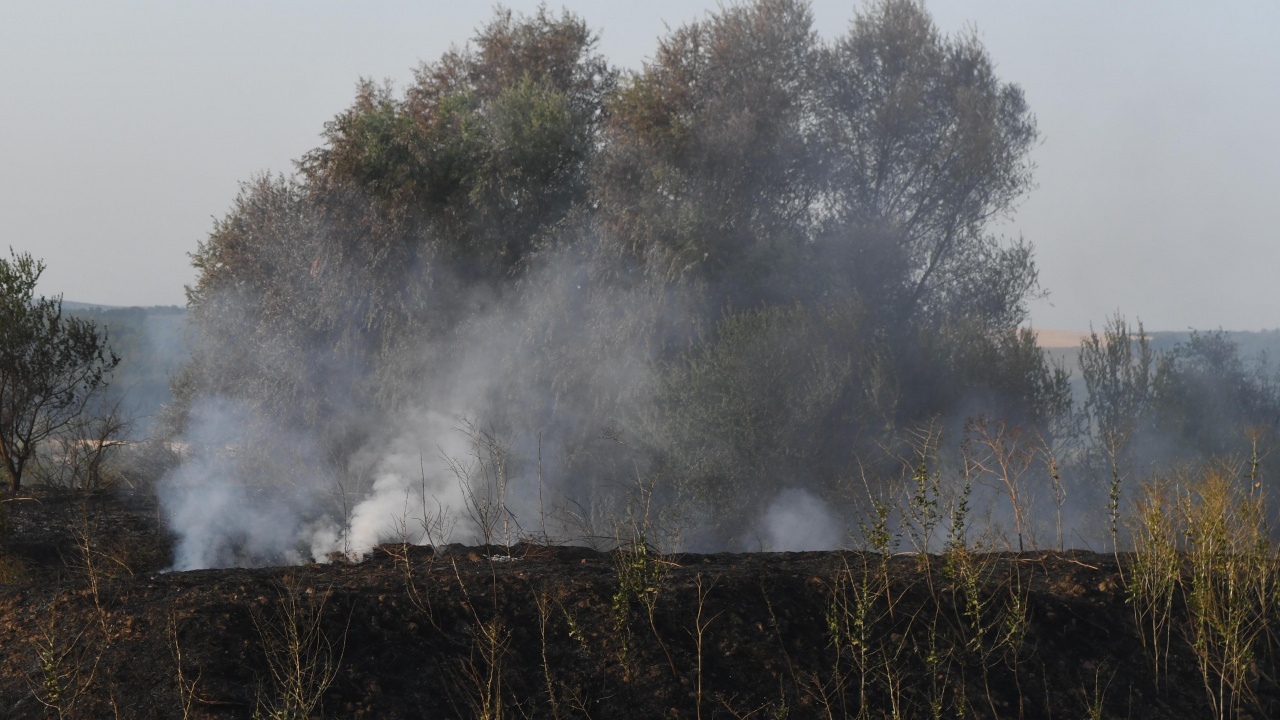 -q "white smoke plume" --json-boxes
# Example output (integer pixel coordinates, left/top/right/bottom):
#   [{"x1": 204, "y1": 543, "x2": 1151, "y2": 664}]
[
  {"x1": 158, "y1": 396, "x2": 335, "y2": 570},
  {"x1": 318, "y1": 409, "x2": 475, "y2": 558},
  {"x1": 756, "y1": 488, "x2": 845, "y2": 552},
  {"x1": 161, "y1": 394, "x2": 516, "y2": 568}
]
